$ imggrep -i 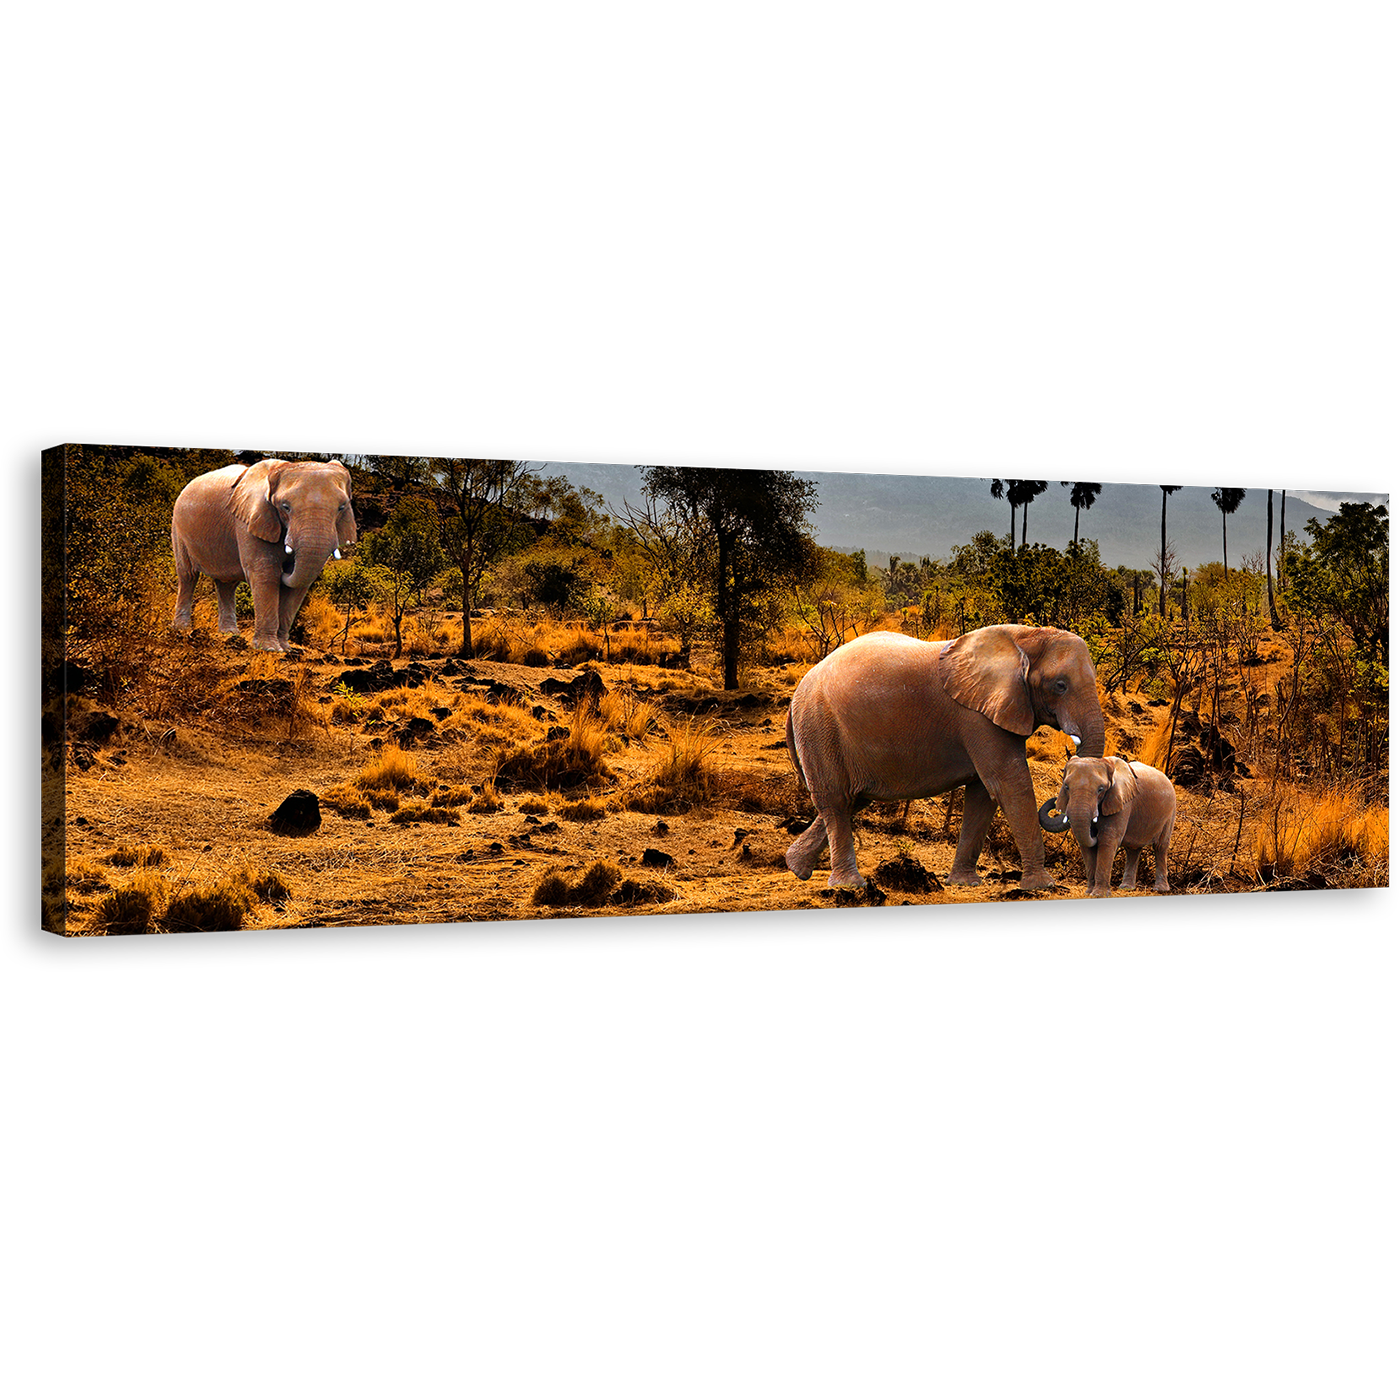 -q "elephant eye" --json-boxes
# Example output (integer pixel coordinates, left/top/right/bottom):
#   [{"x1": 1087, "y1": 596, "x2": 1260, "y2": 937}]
[{"x1": 1054, "y1": 678, "x2": 1068, "y2": 694}]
